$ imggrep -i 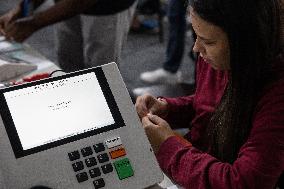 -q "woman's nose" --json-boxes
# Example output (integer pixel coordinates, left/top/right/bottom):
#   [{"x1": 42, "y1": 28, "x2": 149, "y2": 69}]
[
  {"x1": 192, "y1": 42, "x2": 197, "y2": 53},
  {"x1": 193, "y1": 40, "x2": 205, "y2": 56}
]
